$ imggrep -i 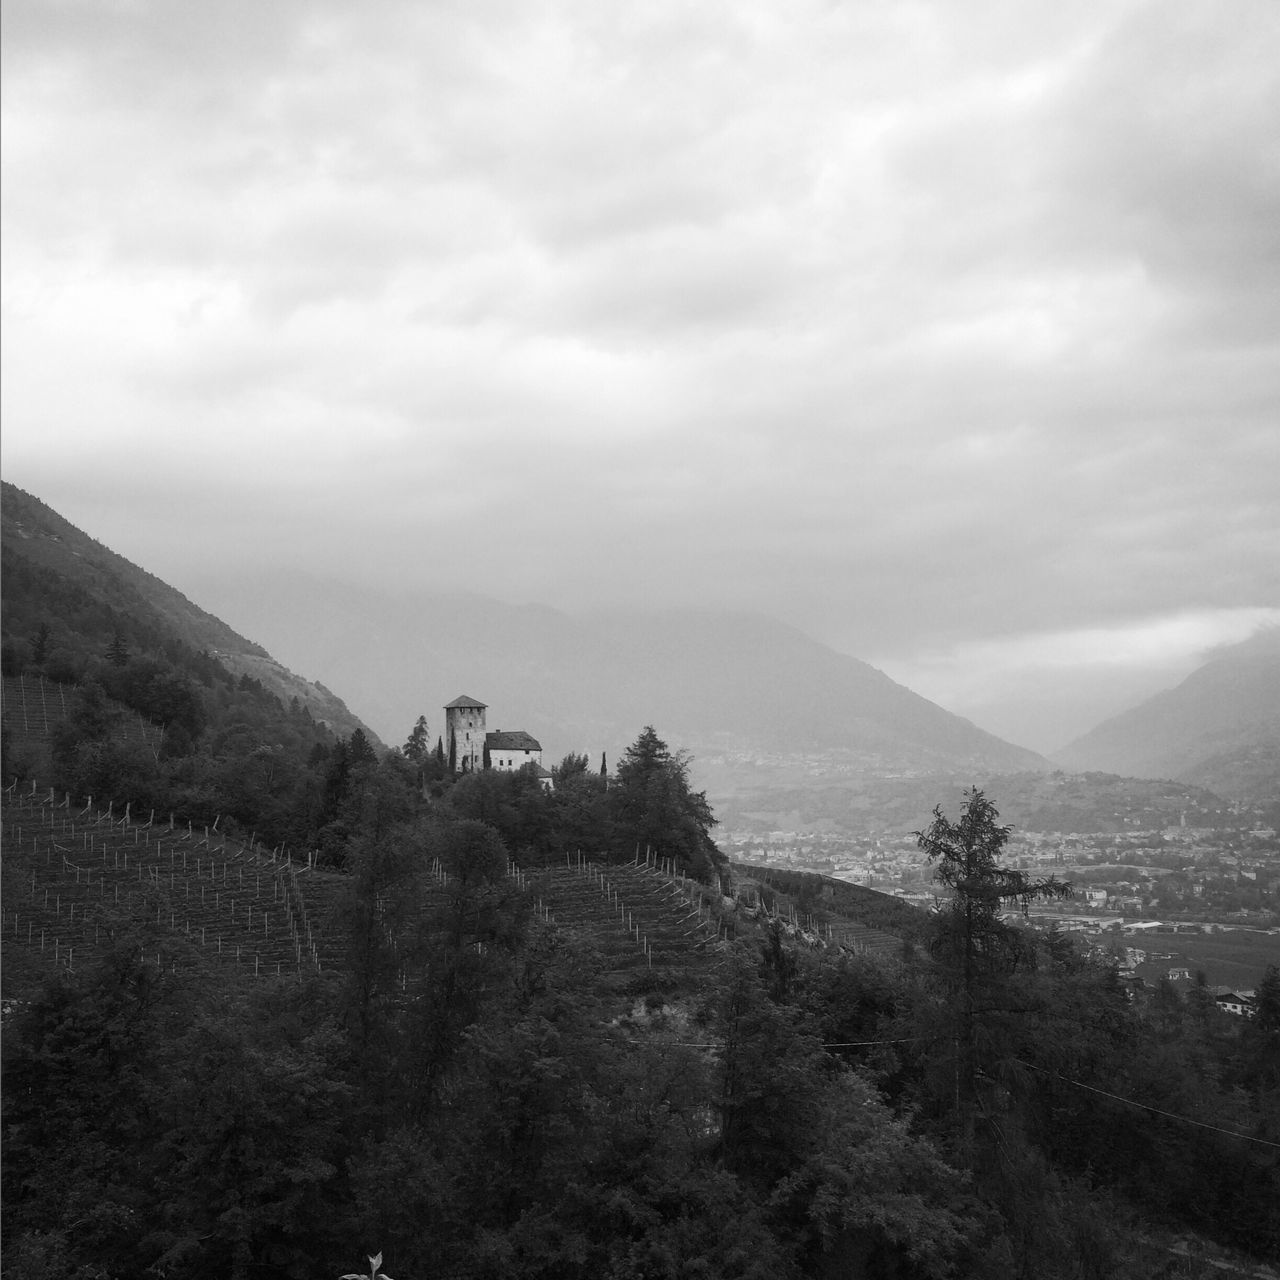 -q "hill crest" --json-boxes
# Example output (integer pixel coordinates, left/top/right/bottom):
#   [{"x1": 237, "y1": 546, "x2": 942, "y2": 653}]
[{"x1": 1, "y1": 483, "x2": 378, "y2": 745}]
